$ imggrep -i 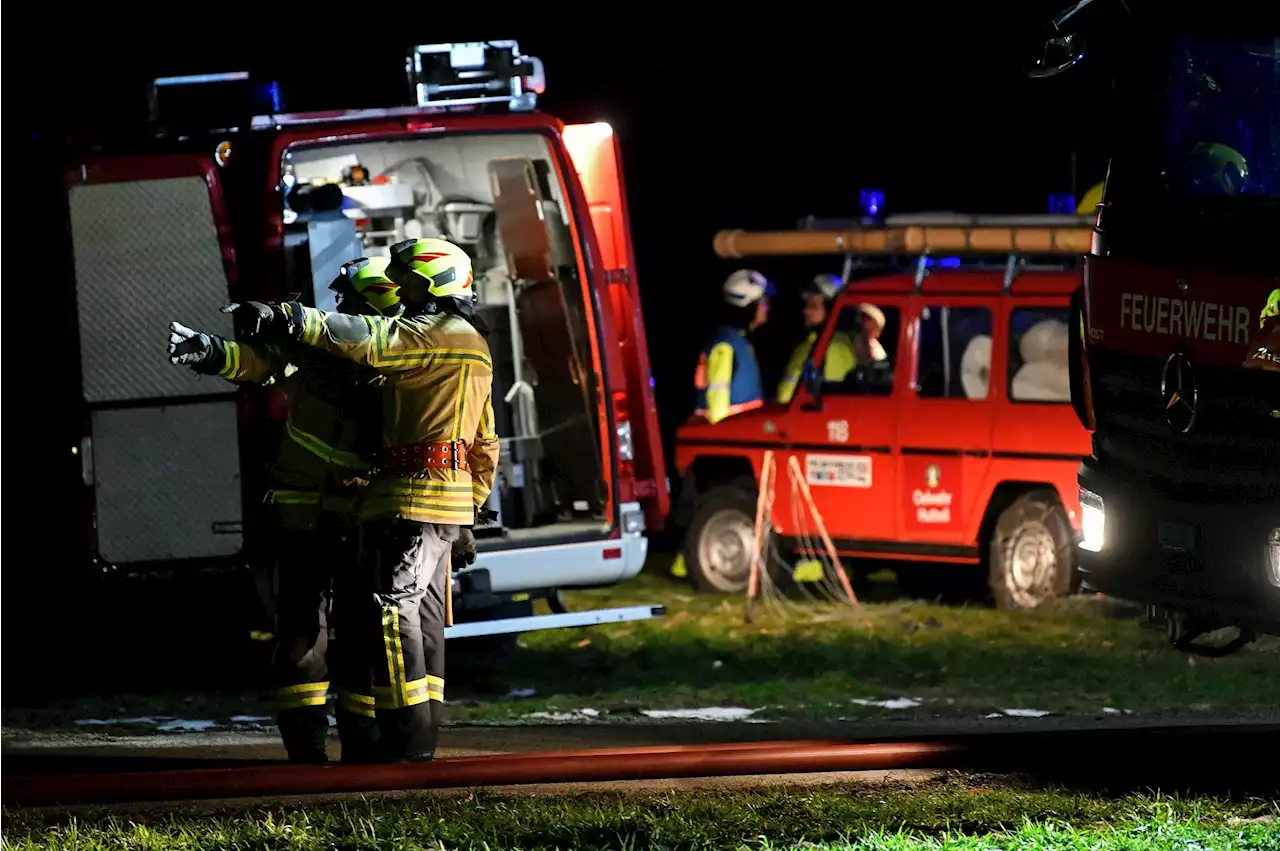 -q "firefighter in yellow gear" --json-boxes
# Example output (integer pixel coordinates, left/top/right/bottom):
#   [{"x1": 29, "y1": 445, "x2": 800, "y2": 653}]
[
  {"x1": 167, "y1": 257, "x2": 401, "y2": 764},
  {"x1": 1244, "y1": 288, "x2": 1280, "y2": 372},
  {"x1": 777, "y1": 273, "x2": 856, "y2": 404},
  {"x1": 223, "y1": 238, "x2": 498, "y2": 763}
]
